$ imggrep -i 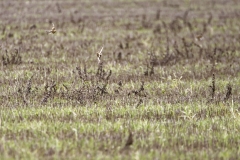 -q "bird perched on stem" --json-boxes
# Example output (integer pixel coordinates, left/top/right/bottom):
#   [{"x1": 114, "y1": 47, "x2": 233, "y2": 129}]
[
  {"x1": 97, "y1": 46, "x2": 104, "y2": 64},
  {"x1": 195, "y1": 33, "x2": 204, "y2": 41},
  {"x1": 46, "y1": 23, "x2": 56, "y2": 34}
]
